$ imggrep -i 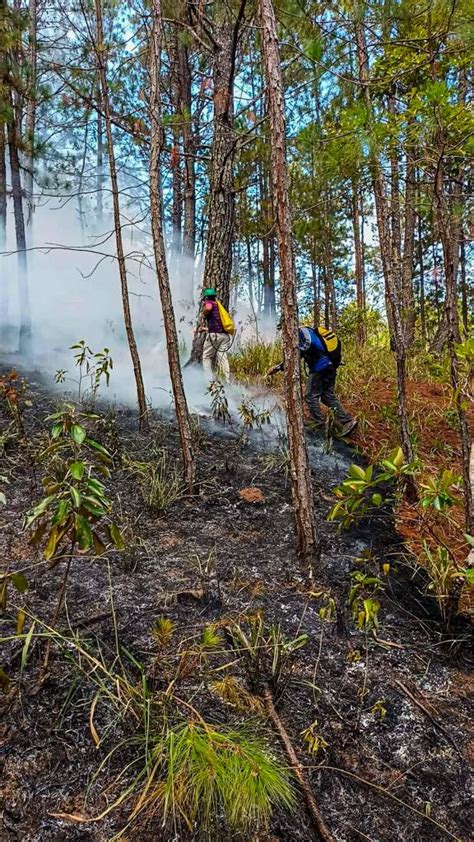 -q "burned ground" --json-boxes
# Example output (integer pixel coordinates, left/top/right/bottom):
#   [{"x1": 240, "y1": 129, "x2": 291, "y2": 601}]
[{"x1": 1, "y1": 372, "x2": 472, "y2": 842}]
